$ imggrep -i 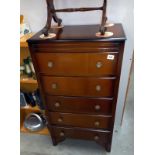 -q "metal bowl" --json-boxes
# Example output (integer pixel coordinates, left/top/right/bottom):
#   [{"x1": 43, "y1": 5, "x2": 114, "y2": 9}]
[{"x1": 24, "y1": 113, "x2": 46, "y2": 132}]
